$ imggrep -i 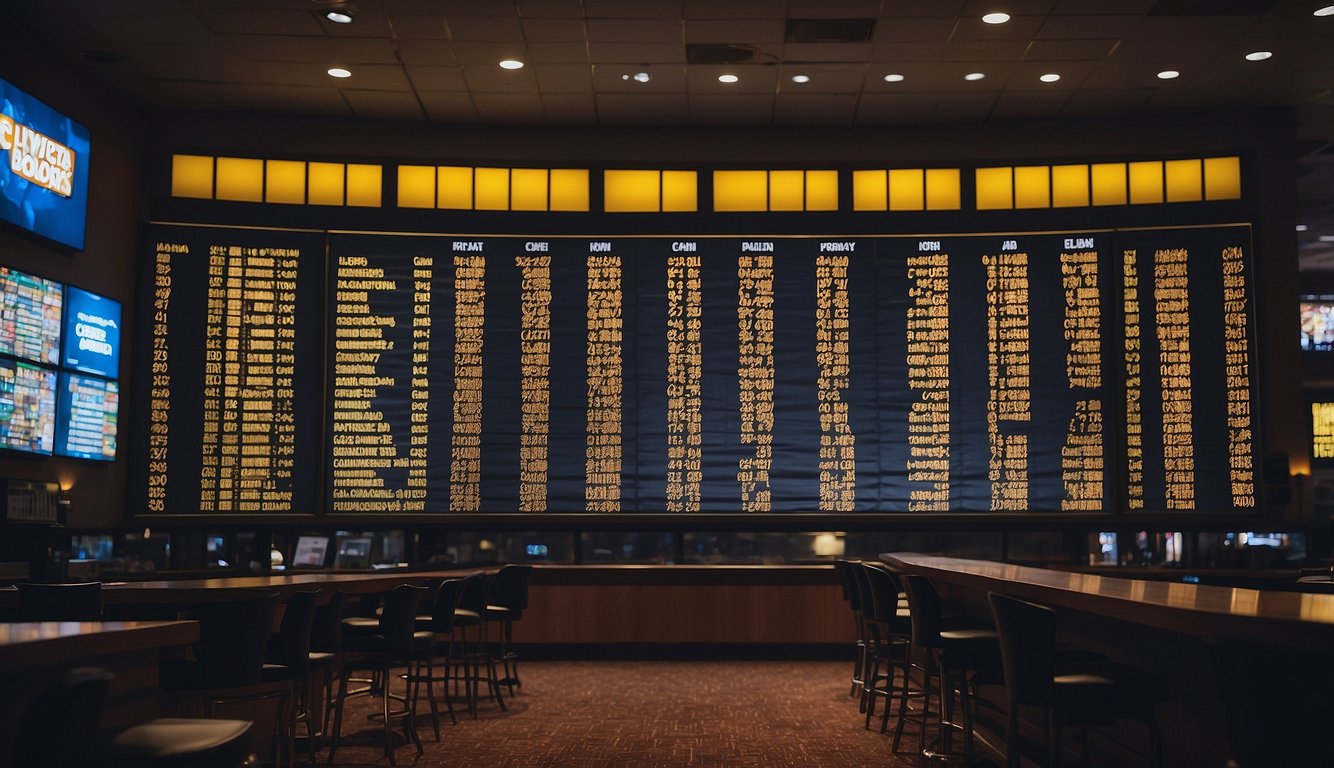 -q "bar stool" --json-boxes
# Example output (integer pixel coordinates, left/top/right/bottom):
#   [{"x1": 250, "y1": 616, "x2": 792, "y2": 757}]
[
  {"x1": 310, "y1": 592, "x2": 348, "y2": 742},
  {"x1": 894, "y1": 574, "x2": 1000, "y2": 764},
  {"x1": 452, "y1": 572, "x2": 507, "y2": 716},
  {"x1": 16, "y1": 581, "x2": 103, "y2": 621},
  {"x1": 261, "y1": 590, "x2": 320, "y2": 767},
  {"x1": 989, "y1": 592, "x2": 1165, "y2": 767},
  {"x1": 832, "y1": 559, "x2": 868, "y2": 701},
  {"x1": 859, "y1": 563, "x2": 916, "y2": 734},
  {"x1": 407, "y1": 577, "x2": 466, "y2": 737},
  {"x1": 481, "y1": 564, "x2": 533, "y2": 696}
]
